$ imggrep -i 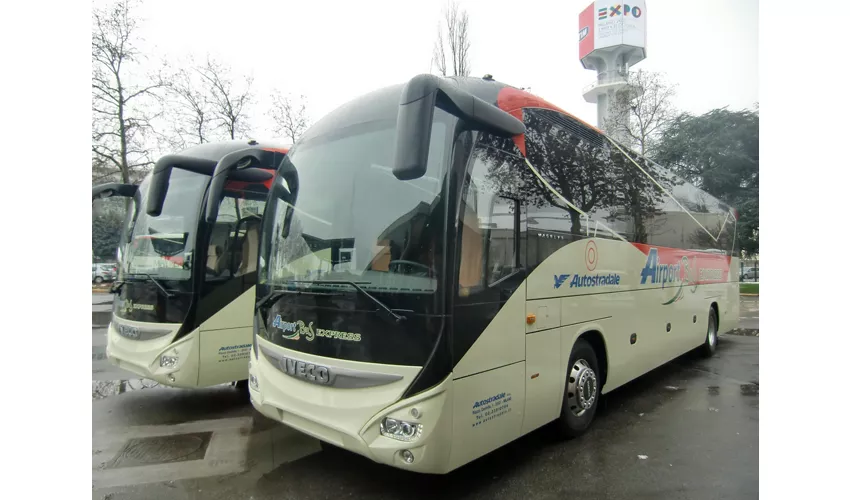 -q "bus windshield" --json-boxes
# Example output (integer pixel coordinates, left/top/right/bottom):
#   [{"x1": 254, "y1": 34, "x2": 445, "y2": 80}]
[
  {"x1": 260, "y1": 108, "x2": 452, "y2": 302},
  {"x1": 123, "y1": 168, "x2": 208, "y2": 280}
]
